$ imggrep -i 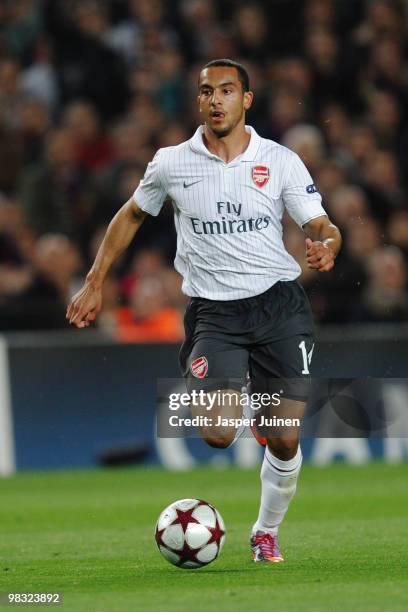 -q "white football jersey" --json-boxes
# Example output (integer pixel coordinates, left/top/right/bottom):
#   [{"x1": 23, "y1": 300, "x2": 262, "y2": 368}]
[{"x1": 133, "y1": 125, "x2": 326, "y2": 300}]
